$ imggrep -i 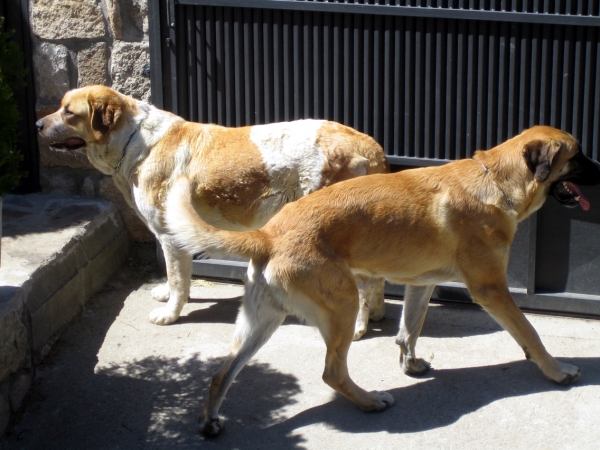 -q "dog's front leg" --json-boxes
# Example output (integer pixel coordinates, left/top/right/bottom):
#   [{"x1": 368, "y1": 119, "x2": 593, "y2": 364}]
[
  {"x1": 148, "y1": 240, "x2": 192, "y2": 325},
  {"x1": 395, "y1": 285, "x2": 435, "y2": 375},
  {"x1": 467, "y1": 280, "x2": 580, "y2": 385},
  {"x1": 353, "y1": 275, "x2": 386, "y2": 340}
]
